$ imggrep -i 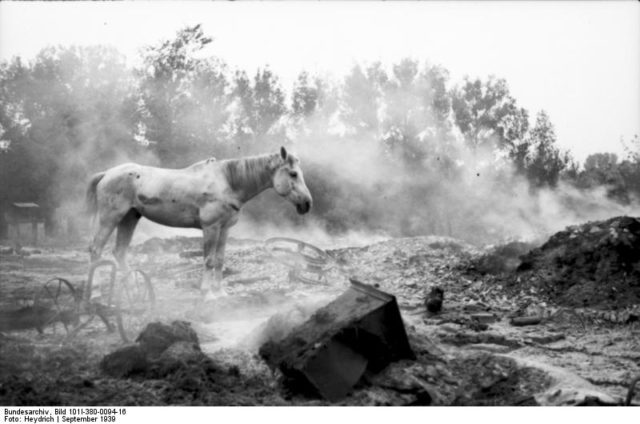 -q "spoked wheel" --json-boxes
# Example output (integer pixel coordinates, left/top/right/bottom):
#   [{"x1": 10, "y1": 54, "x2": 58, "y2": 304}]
[
  {"x1": 66, "y1": 260, "x2": 120, "y2": 337},
  {"x1": 115, "y1": 269, "x2": 156, "y2": 343},
  {"x1": 32, "y1": 278, "x2": 82, "y2": 335},
  {"x1": 264, "y1": 237, "x2": 334, "y2": 285}
]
